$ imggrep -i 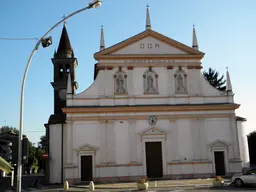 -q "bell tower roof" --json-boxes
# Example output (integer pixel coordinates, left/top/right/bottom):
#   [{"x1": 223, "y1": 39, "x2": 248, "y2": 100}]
[{"x1": 55, "y1": 24, "x2": 74, "y2": 58}]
